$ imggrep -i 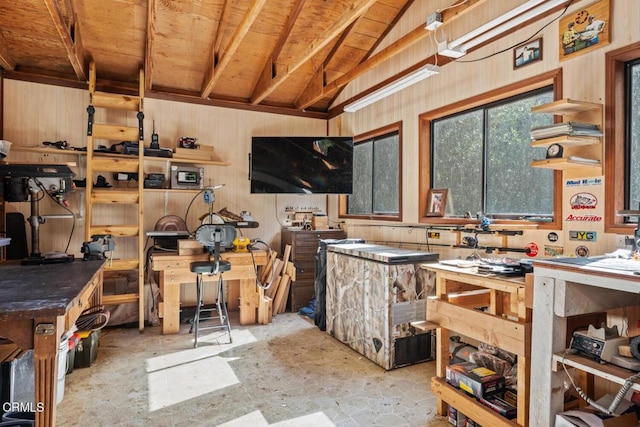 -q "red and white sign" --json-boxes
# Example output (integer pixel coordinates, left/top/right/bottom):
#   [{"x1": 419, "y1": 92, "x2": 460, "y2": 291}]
[
  {"x1": 570, "y1": 192, "x2": 597, "y2": 210},
  {"x1": 565, "y1": 214, "x2": 602, "y2": 222},
  {"x1": 525, "y1": 242, "x2": 539, "y2": 257}
]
